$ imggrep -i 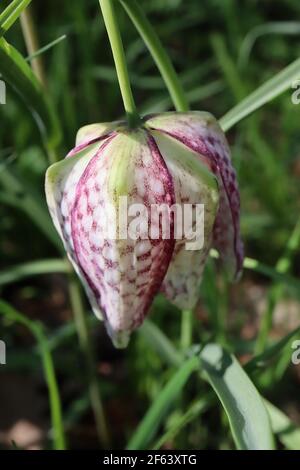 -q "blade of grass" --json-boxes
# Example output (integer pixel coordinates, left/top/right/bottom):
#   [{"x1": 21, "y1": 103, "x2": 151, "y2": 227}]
[
  {"x1": 199, "y1": 343, "x2": 275, "y2": 450},
  {"x1": 126, "y1": 355, "x2": 199, "y2": 450},
  {"x1": 265, "y1": 400, "x2": 300, "y2": 450},
  {"x1": 238, "y1": 22, "x2": 300, "y2": 69},
  {"x1": 139, "y1": 319, "x2": 183, "y2": 367},
  {"x1": 0, "y1": 0, "x2": 32, "y2": 37},
  {"x1": 119, "y1": 0, "x2": 189, "y2": 112},
  {"x1": 256, "y1": 217, "x2": 300, "y2": 354},
  {"x1": 141, "y1": 80, "x2": 223, "y2": 114},
  {"x1": 210, "y1": 249, "x2": 300, "y2": 291},
  {"x1": 245, "y1": 325, "x2": 300, "y2": 374},
  {"x1": 152, "y1": 394, "x2": 214, "y2": 450},
  {"x1": 0, "y1": 165, "x2": 61, "y2": 249},
  {"x1": 0, "y1": 259, "x2": 69, "y2": 287},
  {"x1": 220, "y1": 56, "x2": 300, "y2": 131},
  {"x1": 0, "y1": 37, "x2": 61, "y2": 158},
  {"x1": 20, "y1": 6, "x2": 47, "y2": 85},
  {"x1": 25, "y1": 34, "x2": 67, "y2": 62},
  {"x1": 68, "y1": 274, "x2": 110, "y2": 448},
  {"x1": 0, "y1": 299, "x2": 66, "y2": 449}
]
